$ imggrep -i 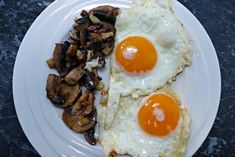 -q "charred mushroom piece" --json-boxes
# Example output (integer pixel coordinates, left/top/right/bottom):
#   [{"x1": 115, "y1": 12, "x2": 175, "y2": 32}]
[
  {"x1": 87, "y1": 22, "x2": 116, "y2": 54},
  {"x1": 62, "y1": 111, "x2": 77, "y2": 129},
  {"x1": 81, "y1": 102, "x2": 94, "y2": 116},
  {"x1": 89, "y1": 13, "x2": 101, "y2": 24},
  {"x1": 78, "y1": 117, "x2": 91, "y2": 126},
  {"x1": 88, "y1": 22, "x2": 115, "y2": 42},
  {"x1": 100, "y1": 22, "x2": 116, "y2": 36},
  {"x1": 101, "y1": 41, "x2": 114, "y2": 55},
  {"x1": 65, "y1": 57, "x2": 79, "y2": 69},
  {"x1": 85, "y1": 40, "x2": 103, "y2": 51},
  {"x1": 89, "y1": 5, "x2": 119, "y2": 24},
  {"x1": 92, "y1": 51, "x2": 104, "y2": 58},
  {"x1": 80, "y1": 10, "x2": 89, "y2": 18},
  {"x1": 73, "y1": 16, "x2": 89, "y2": 32},
  {"x1": 80, "y1": 28, "x2": 88, "y2": 46},
  {"x1": 65, "y1": 44, "x2": 78, "y2": 61},
  {"x1": 78, "y1": 91, "x2": 90, "y2": 101},
  {"x1": 81, "y1": 93, "x2": 95, "y2": 116},
  {"x1": 46, "y1": 74, "x2": 63, "y2": 105},
  {"x1": 69, "y1": 31, "x2": 80, "y2": 45},
  {"x1": 72, "y1": 92, "x2": 89, "y2": 113},
  {"x1": 70, "y1": 31, "x2": 78, "y2": 41},
  {"x1": 72, "y1": 119, "x2": 96, "y2": 133},
  {"x1": 46, "y1": 58, "x2": 55, "y2": 68},
  {"x1": 76, "y1": 49, "x2": 87, "y2": 62},
  {"x1": 88, "y1": 92, "x2": 95, "y2": 105},
  {"x1": 101, "y1": 32, "x2": 114, "y2": 41},
  {"x1": 84, "y1": 128, "x2": 96, "y2": 145},
  {"x1": 87, "y1": 50, "x2": 94, "y2": 61},
  {"x1": 93, "y1": 68, "x2": 99, "y2": 80},
  {"x1": 53, "y1": 42, "x2": 70, "y2": 76},
  {"x1": 87, "y1": 24, "x2": 102, "y2": 32},
  {"x1": 64, "y1": 65, "x2": 86, "y2": 85},
  {"x1": 80, "y1": 70, "x2": 100, "y2": 91},
  {"x1": 56, "y1": 83, "x2": 80, "y2": 108},
  {"x1": 88, "y1": 32, "x2": 114, "y2": 42},
  {"x1": 88, "y1": 32, "x2": 103, "y2": 42},
  {"x1": 63, "y1": 91, "x2": 96, "y2": 134},
  {"x1": 72, "y1": 92, "x2": 95, "y2": 117}
]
